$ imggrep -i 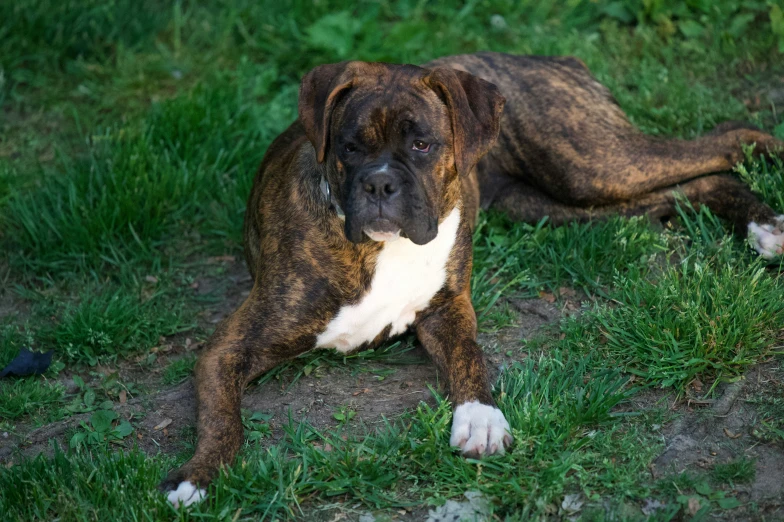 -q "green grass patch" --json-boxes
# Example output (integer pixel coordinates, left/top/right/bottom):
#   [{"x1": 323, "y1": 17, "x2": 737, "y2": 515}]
[
  {"x1": 1, "y1": 0, "x2": 169, "y2": 70},
  {"x1": 30, "y1": 281, "x2": 194, "y2": 365},
  {"x1": 0, "y1": 324, "x2": 31, "y2": 369},
  {"x1": 736, "y1": 145, "x2": 784, "y2": 212},
  {"x1": 0, "y1": 377, "x2": 64, "y2": 421},
  {"x1": 560, "y1": 233, "x2": 784, "y2": 390},
  {"x1": 3, "y1": 75, "x2": 294, "y2": 276},
  {"x1": 711, "y1": 456, "x2": 757, "y2": 486},
  {"x1": 162, "y1": 355, "x2": 197, "y2": 385},
  {"x1": 472, "y1": 213, "x2": 667, "y2": 322},
  {"x1": 0, "y1": 326, "x2": 66, "y2": 424},
  {"x1": 0, "y1": 447, "x2": 177, "y2": 521}
]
